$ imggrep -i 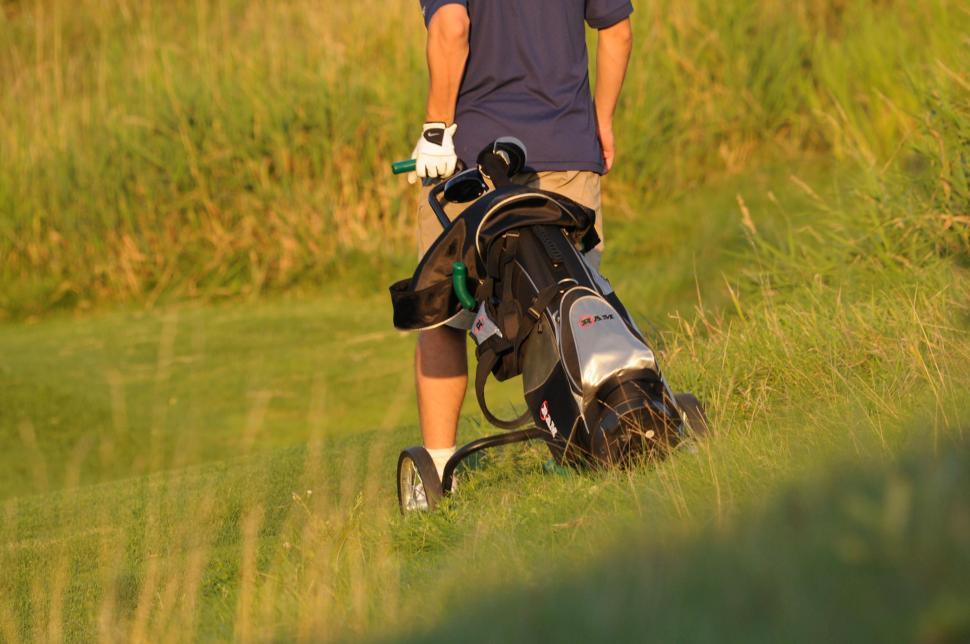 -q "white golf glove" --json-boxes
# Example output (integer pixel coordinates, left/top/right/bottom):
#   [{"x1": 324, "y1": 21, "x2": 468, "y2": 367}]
[{"x1": 408, "y1": 122, "x2": 459, "y2": 184}]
